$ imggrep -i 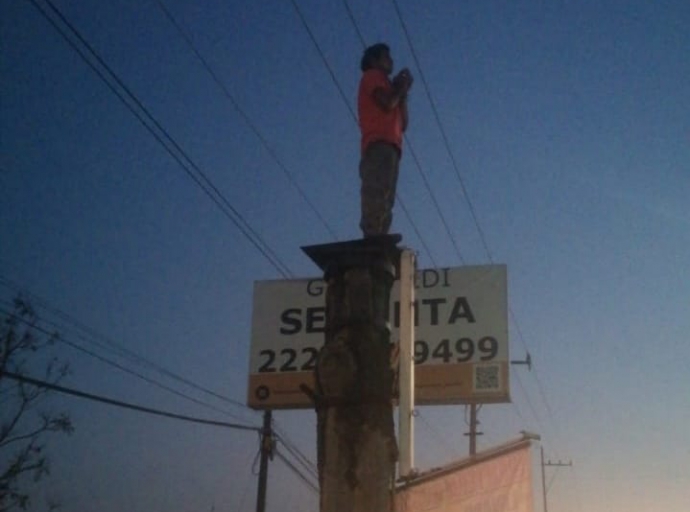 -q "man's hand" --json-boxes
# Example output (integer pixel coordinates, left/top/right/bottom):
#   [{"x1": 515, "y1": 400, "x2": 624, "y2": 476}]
[
  {"x1": 392, "y1": 68, "x2": 414, "y2": 96},
  {"x1": 373, "y1": 68, "x2": 413, "y2": 111}
]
